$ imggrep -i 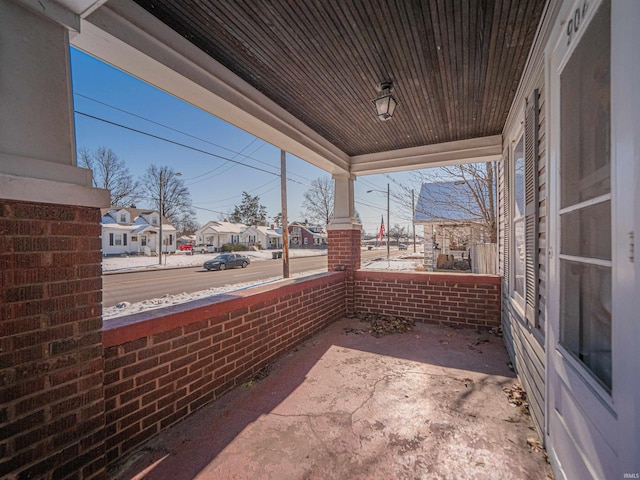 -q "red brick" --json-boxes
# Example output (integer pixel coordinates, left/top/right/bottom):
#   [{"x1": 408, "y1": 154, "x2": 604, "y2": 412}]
[
  {"x1": 152, "y1": 327, "x2": 182, "y2": 345},
  {"x1": 134, "y1": 365, "x2": 169, "y2": 387}
]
